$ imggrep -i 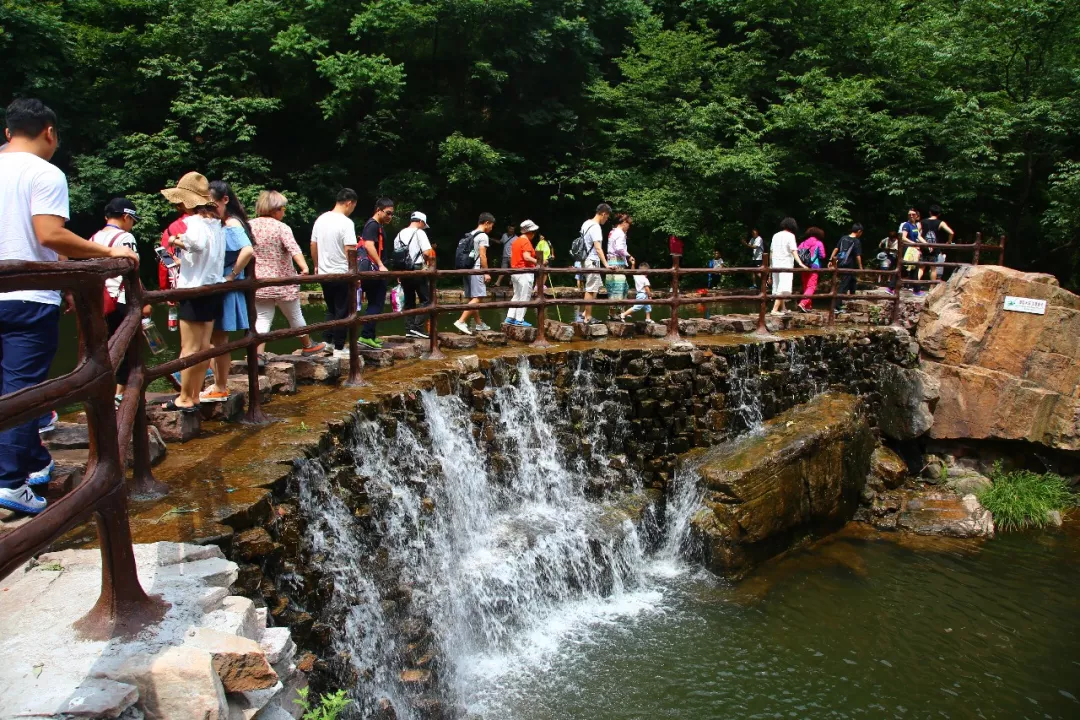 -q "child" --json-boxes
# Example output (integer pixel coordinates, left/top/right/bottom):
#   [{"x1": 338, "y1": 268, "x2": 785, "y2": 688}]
[
  {"x1": 707, "y1": 249, "x2": 725, "y2": 289},
  {"x1": 620, "y1": 260, "x2": 654, "y2": 323}
]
